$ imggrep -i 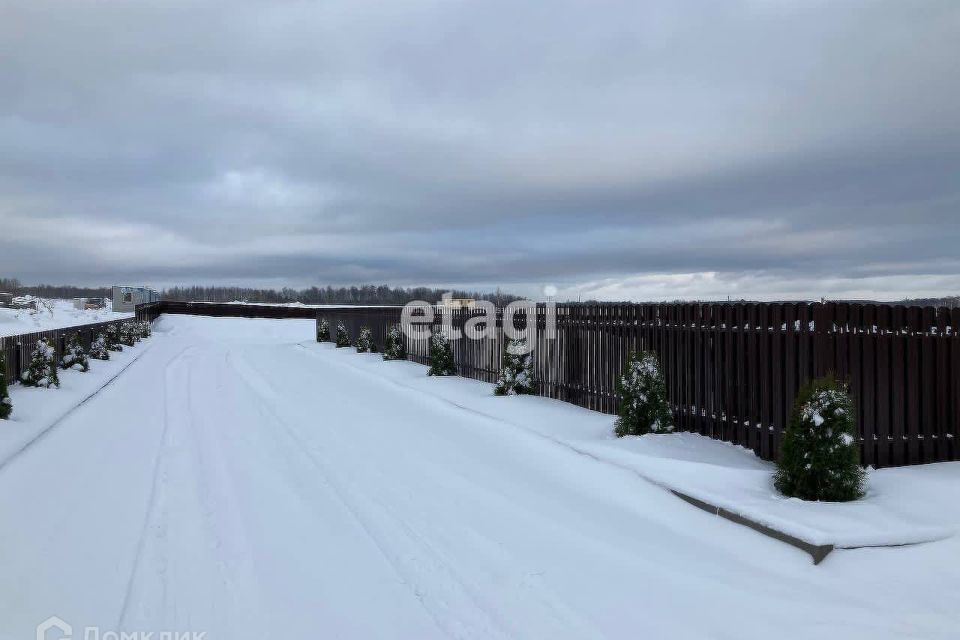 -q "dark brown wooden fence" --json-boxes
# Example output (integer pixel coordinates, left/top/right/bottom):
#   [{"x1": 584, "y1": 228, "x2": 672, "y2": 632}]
[
  {"x1": 96, "y1": 300, "x2": 960, "y2": 467},
  {"x1": 318, "y1": 302, "x2": 960, "y2": 468},
  {"x1": 1, "y1": 318, "x2": 135, "y2": 384},
  {"x1": 135, "y1": 301, "x2": 322, "y2": 321},
  {"x1": 1, "y1": 300, "x2": 322, "y2": 386}
]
